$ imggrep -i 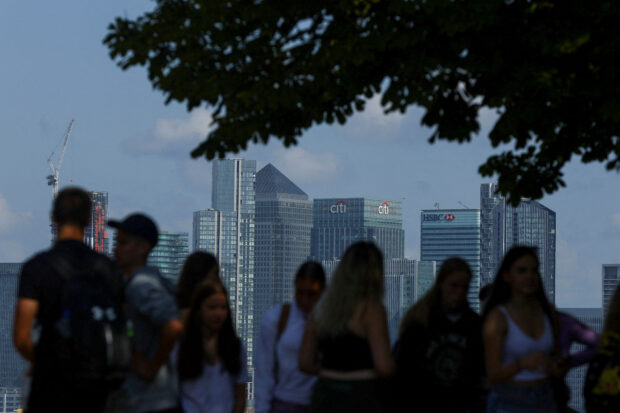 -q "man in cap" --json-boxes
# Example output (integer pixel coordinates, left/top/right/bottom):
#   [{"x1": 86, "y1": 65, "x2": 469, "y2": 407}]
[{"x1": 108, "y1": 213, "x2": 183, "y2": 413}]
